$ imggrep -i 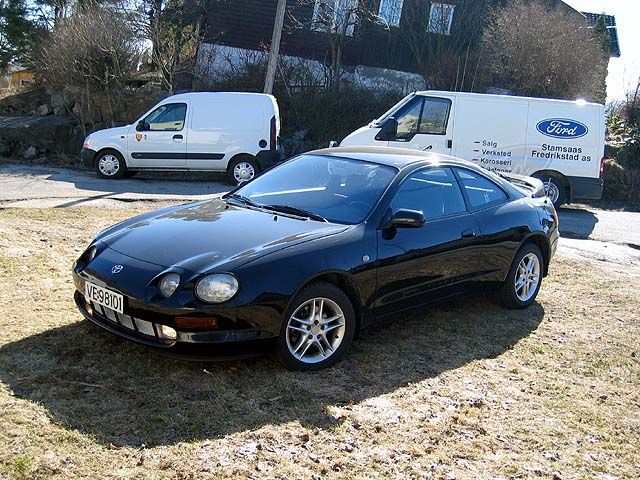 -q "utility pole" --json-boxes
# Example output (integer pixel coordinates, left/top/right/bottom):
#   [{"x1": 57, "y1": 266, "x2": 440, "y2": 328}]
[{"x1": 263, "y1": 0, "x2": 287, "y2": 94}]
